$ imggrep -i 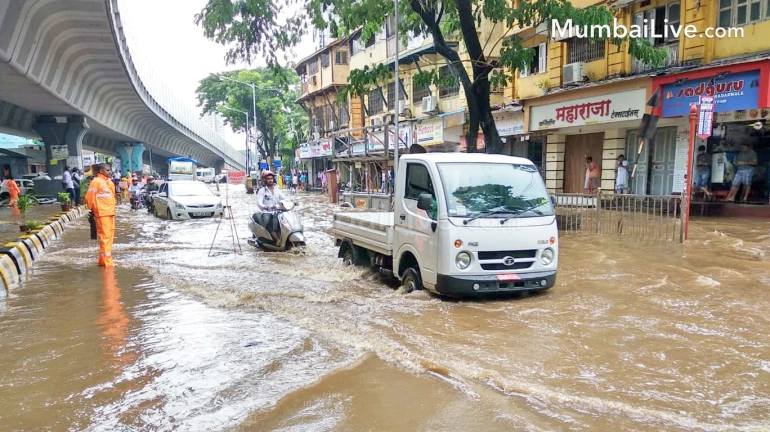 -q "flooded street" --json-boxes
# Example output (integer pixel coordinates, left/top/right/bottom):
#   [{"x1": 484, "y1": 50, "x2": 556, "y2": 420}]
[{"x1": 1, "y1": 184, "x2": 769, "y2": 431}]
